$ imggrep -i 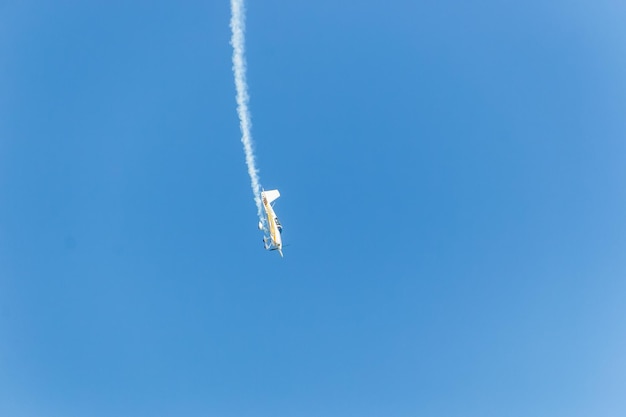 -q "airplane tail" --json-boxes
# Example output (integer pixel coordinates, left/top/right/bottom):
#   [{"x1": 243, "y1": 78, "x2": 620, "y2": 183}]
[{"x1": 262, "y1": 189, "x2": 280, "y2": 204}]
